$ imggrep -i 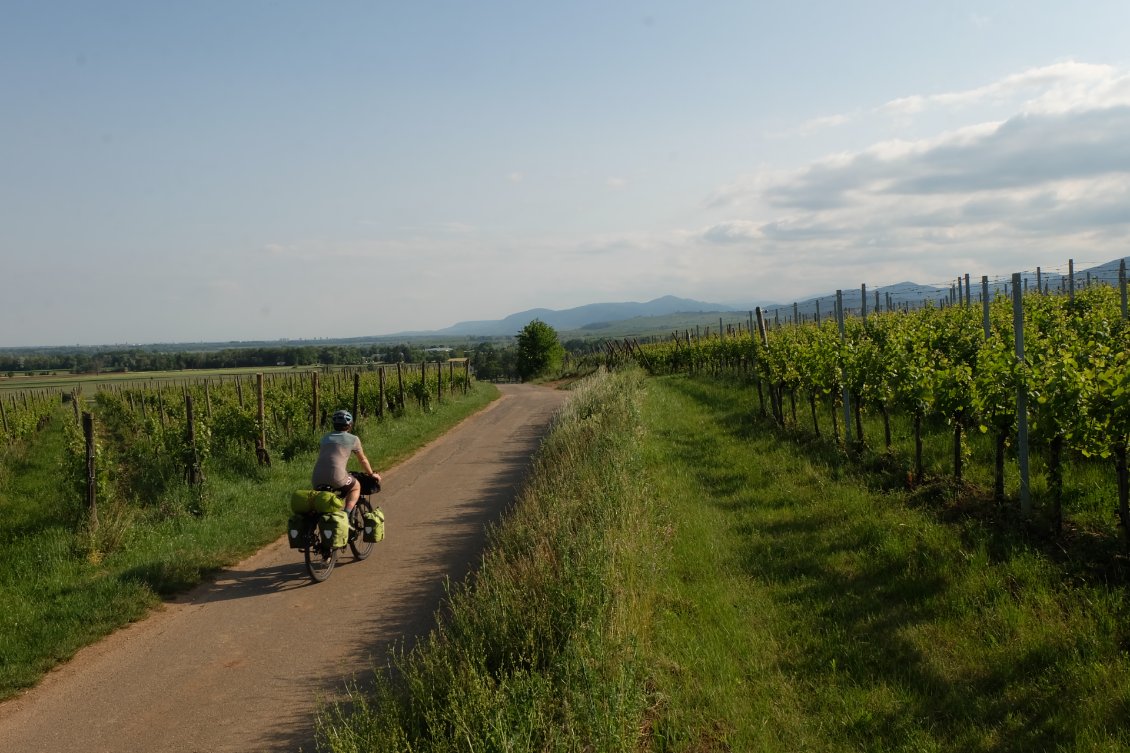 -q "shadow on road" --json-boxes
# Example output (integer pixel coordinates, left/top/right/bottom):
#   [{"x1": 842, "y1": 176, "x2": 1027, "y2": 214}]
[{"x1": 202, "y1": 411, "x2": 554, "y2": 753}]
